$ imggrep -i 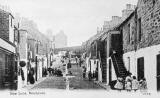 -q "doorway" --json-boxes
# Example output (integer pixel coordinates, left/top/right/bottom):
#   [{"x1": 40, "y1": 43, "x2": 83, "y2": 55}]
[
  {"x1": 137, "y1": 57, "x2": 144, "y2": 81},
  {"x1": 109, "y1": 59, "x2": 112, "y2": 84},
  {"x1": 156, "y1": 54, "x2": 160, "y2": 91}
]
